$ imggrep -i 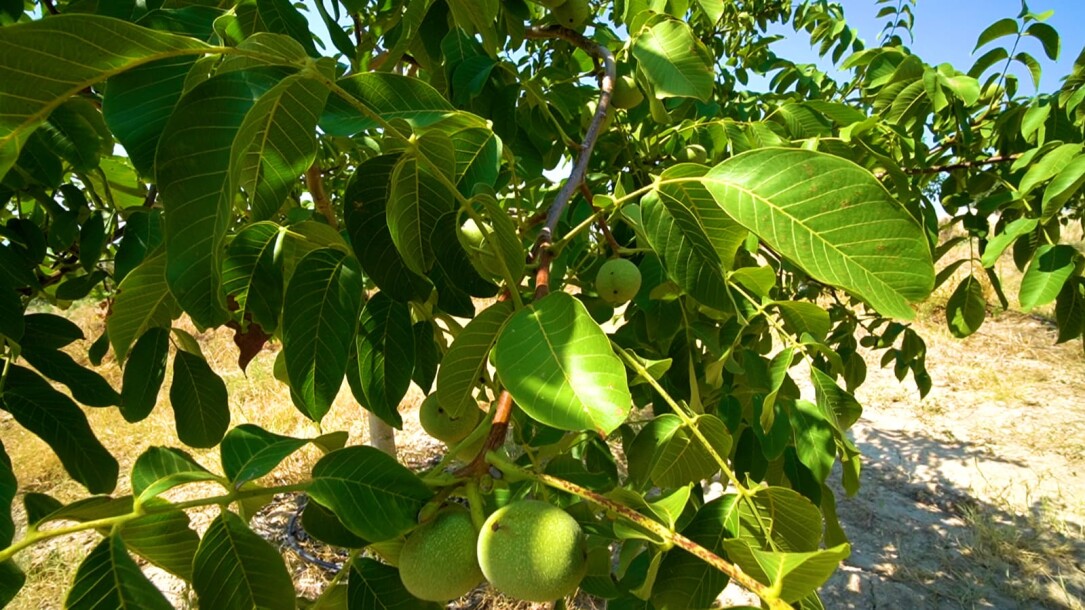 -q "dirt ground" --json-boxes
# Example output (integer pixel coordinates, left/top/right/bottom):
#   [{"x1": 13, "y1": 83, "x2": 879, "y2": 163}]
[
  {"x1": 3, "y1": 302, "x2": 1085, "y2": 609},
  {"x1": 818, "y1": 311, "x2": 1085, "y2": 609}
]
